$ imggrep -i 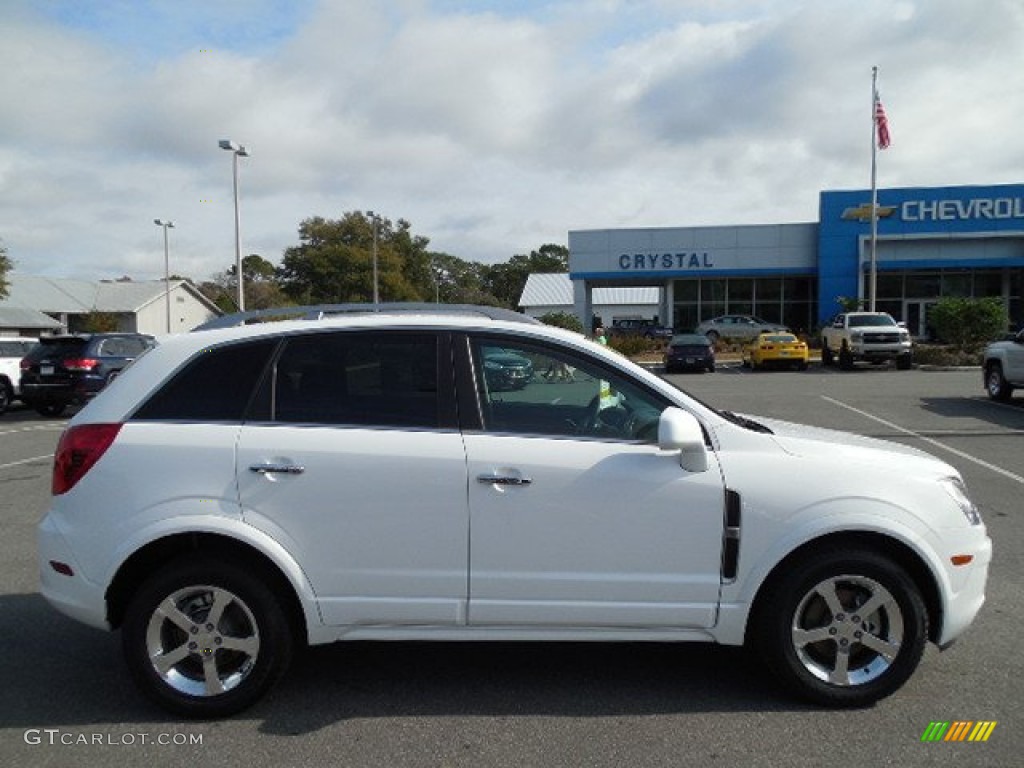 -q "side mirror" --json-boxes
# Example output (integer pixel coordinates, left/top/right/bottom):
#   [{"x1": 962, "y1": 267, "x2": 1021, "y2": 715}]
[{"x1": 658, "y1": 407, "x2": 709, "y2": 473}]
